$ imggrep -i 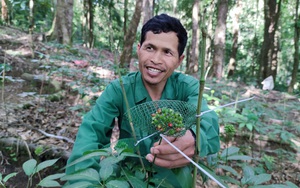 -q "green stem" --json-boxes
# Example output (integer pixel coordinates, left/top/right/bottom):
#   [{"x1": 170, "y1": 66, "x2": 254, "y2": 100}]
[
  {"x1": 193, "y1": 27, "x2": 207, "y2": 187},
  {"x1": 107, "y1": 15, "x2": 145, "y2": 173},
  {"x1": 118, "y1": 66, "x2": 146, "y2": 173},
  {"x1": 147, "y1": 137, "x2": 162, "y2": 188}
]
